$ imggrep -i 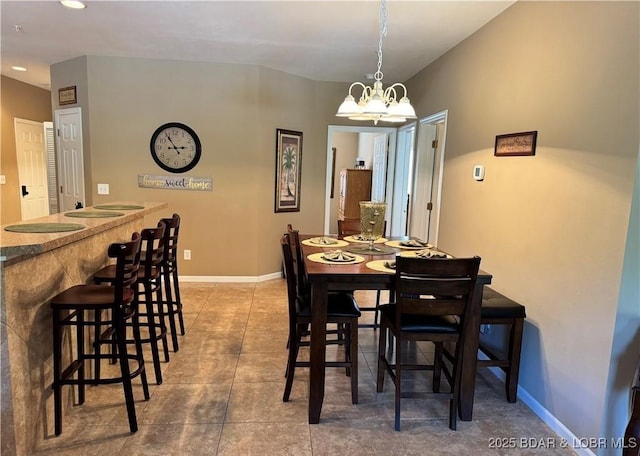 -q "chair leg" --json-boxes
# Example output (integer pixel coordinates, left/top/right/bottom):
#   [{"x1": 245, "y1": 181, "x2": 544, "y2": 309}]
[
  {"x1": 344, "y1": 324, "x2": 351, "y2": 377},
  {"x1": 506, "y1": 318, "x2": 524, "y2": 403},
  {"x1": 130, "y1": 307, "x2": 151, "y2": 401},
  {"x1": 394, "y1": 332, "x2": 402, "y2": 431},
  {"x1": 376, "y1": 320, "x2": 387, "y2": 392},
  {"x1": 142, "y1": 281, "x2": 163, "y2": 385},
  {"x1": 163, "y1": 266, "x2": 180, "y2": 352},
  {"x1": 373, "y1": 291, "x2": 381, "y2": 328},
  {"x1": 76, "y1": 310, "x2": 85, "y2": 406},
  {"x1": 172, "y1": 263, "x2": 186, "y2": 335},
  {"x1": 283, "y1": 325, "x2": 301, "y2": 402},
  {"x1": 52, "y1": 309, "x2": 63, "y2": 436},
  {"x1": 449, "y1": 344, "x2": 464, "y2": 431},
  {"x1": 115, "y1": 311, "x2": 140, "y2": 433},
  {"x1": 154, "y1": 277, "x2": 170, "y2": 362},
  {"x1": 350, "y1": 319, "x2": 359, "y2": 404},
  {"x1": 433, "y1": 342, "x2": 443, "y2": 393}
]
